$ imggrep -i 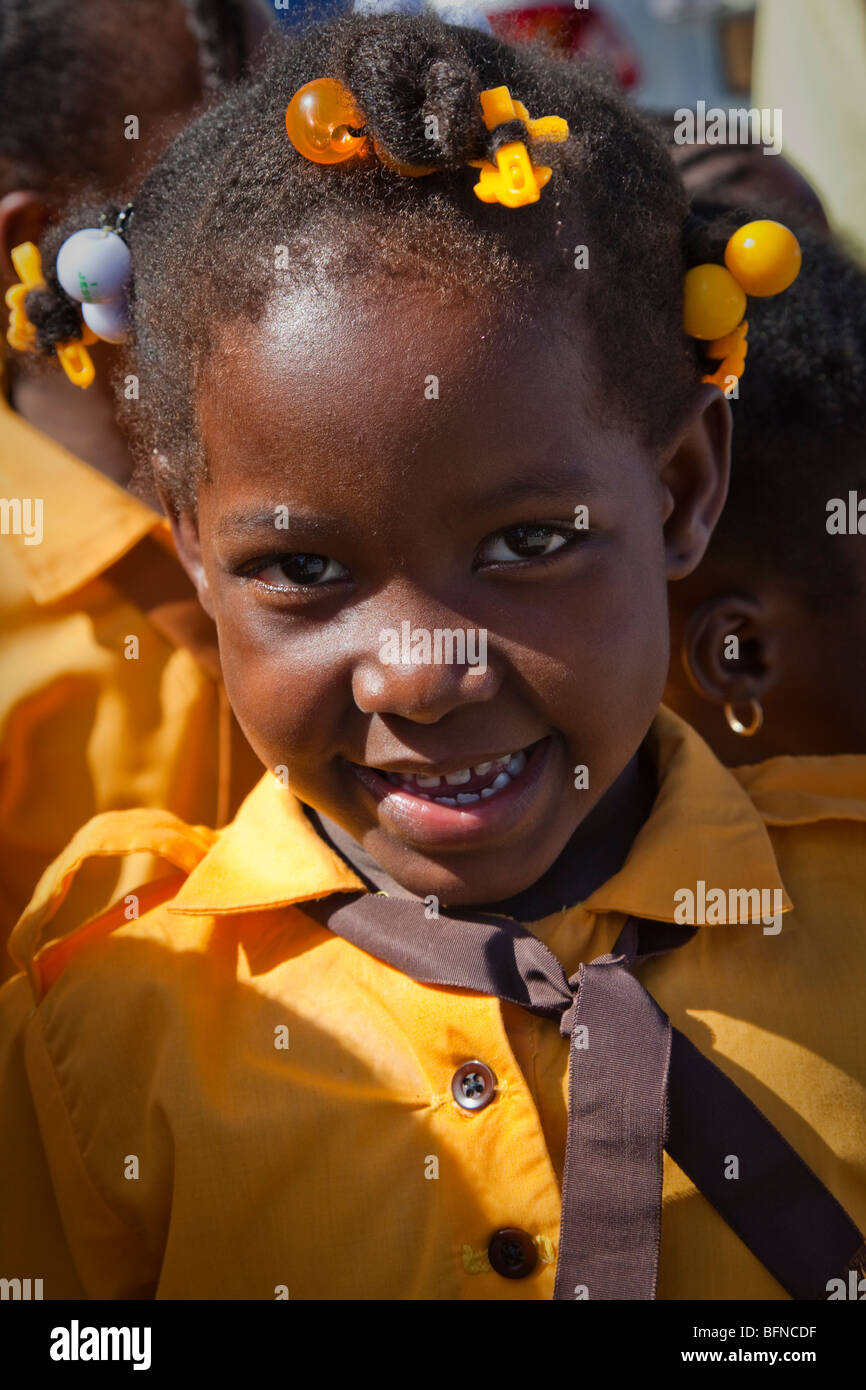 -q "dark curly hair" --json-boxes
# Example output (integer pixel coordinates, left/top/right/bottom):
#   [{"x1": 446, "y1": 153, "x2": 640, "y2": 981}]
[
  {"x1": 23, "y1": 13, "x2": 722, "y2": 509},
  {"x1": 0, "y1": 0, "x2": 249, "y2": 198},
  {"x1": 688, "y1": 211, "x2": 866, "y2": 609}
]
